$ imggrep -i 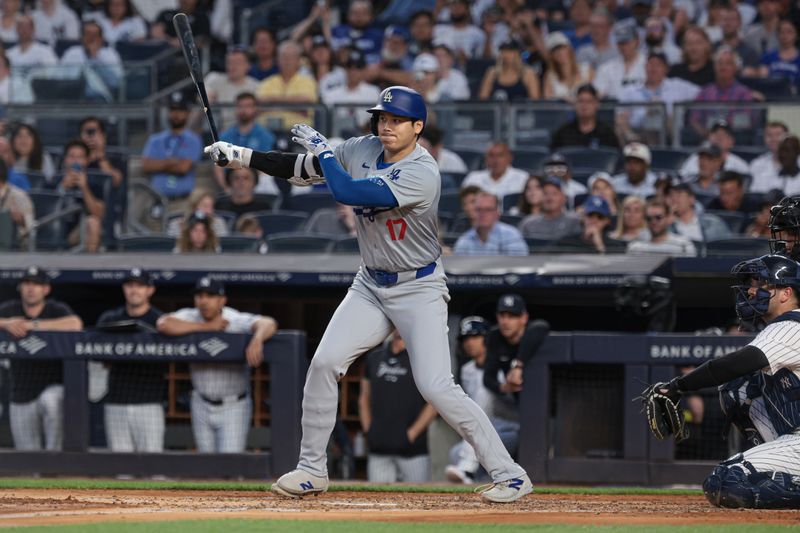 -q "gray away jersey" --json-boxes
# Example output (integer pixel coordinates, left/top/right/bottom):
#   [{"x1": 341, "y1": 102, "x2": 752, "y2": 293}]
[{"x1": 334, "y1": 135, "x2": 442, "y2": 272}]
